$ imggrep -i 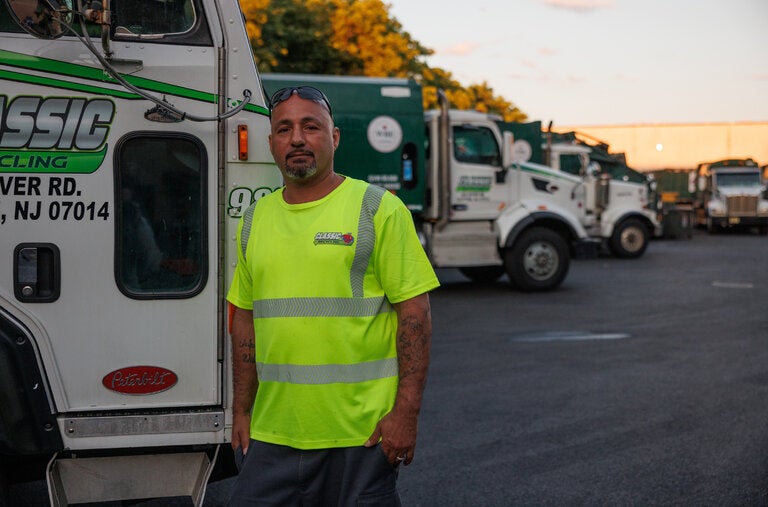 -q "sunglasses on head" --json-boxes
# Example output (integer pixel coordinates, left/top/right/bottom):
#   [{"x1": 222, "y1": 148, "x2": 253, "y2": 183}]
[{"x1": 269, "y1": 86, "x2": 333, "y2": 117}]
